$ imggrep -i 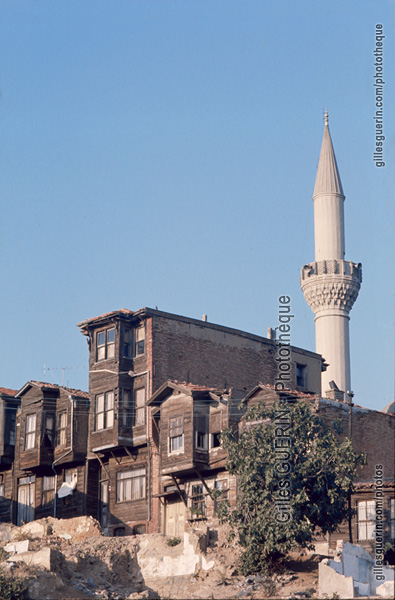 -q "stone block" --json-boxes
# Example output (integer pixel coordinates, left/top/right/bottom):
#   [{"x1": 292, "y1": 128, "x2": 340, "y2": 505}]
[
  {"x1": 4, "y1": 540, "x2": 30, "y2": 555},
  {"x1": 318, "y1": 561, "x2": 354, "y2": 599}
]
